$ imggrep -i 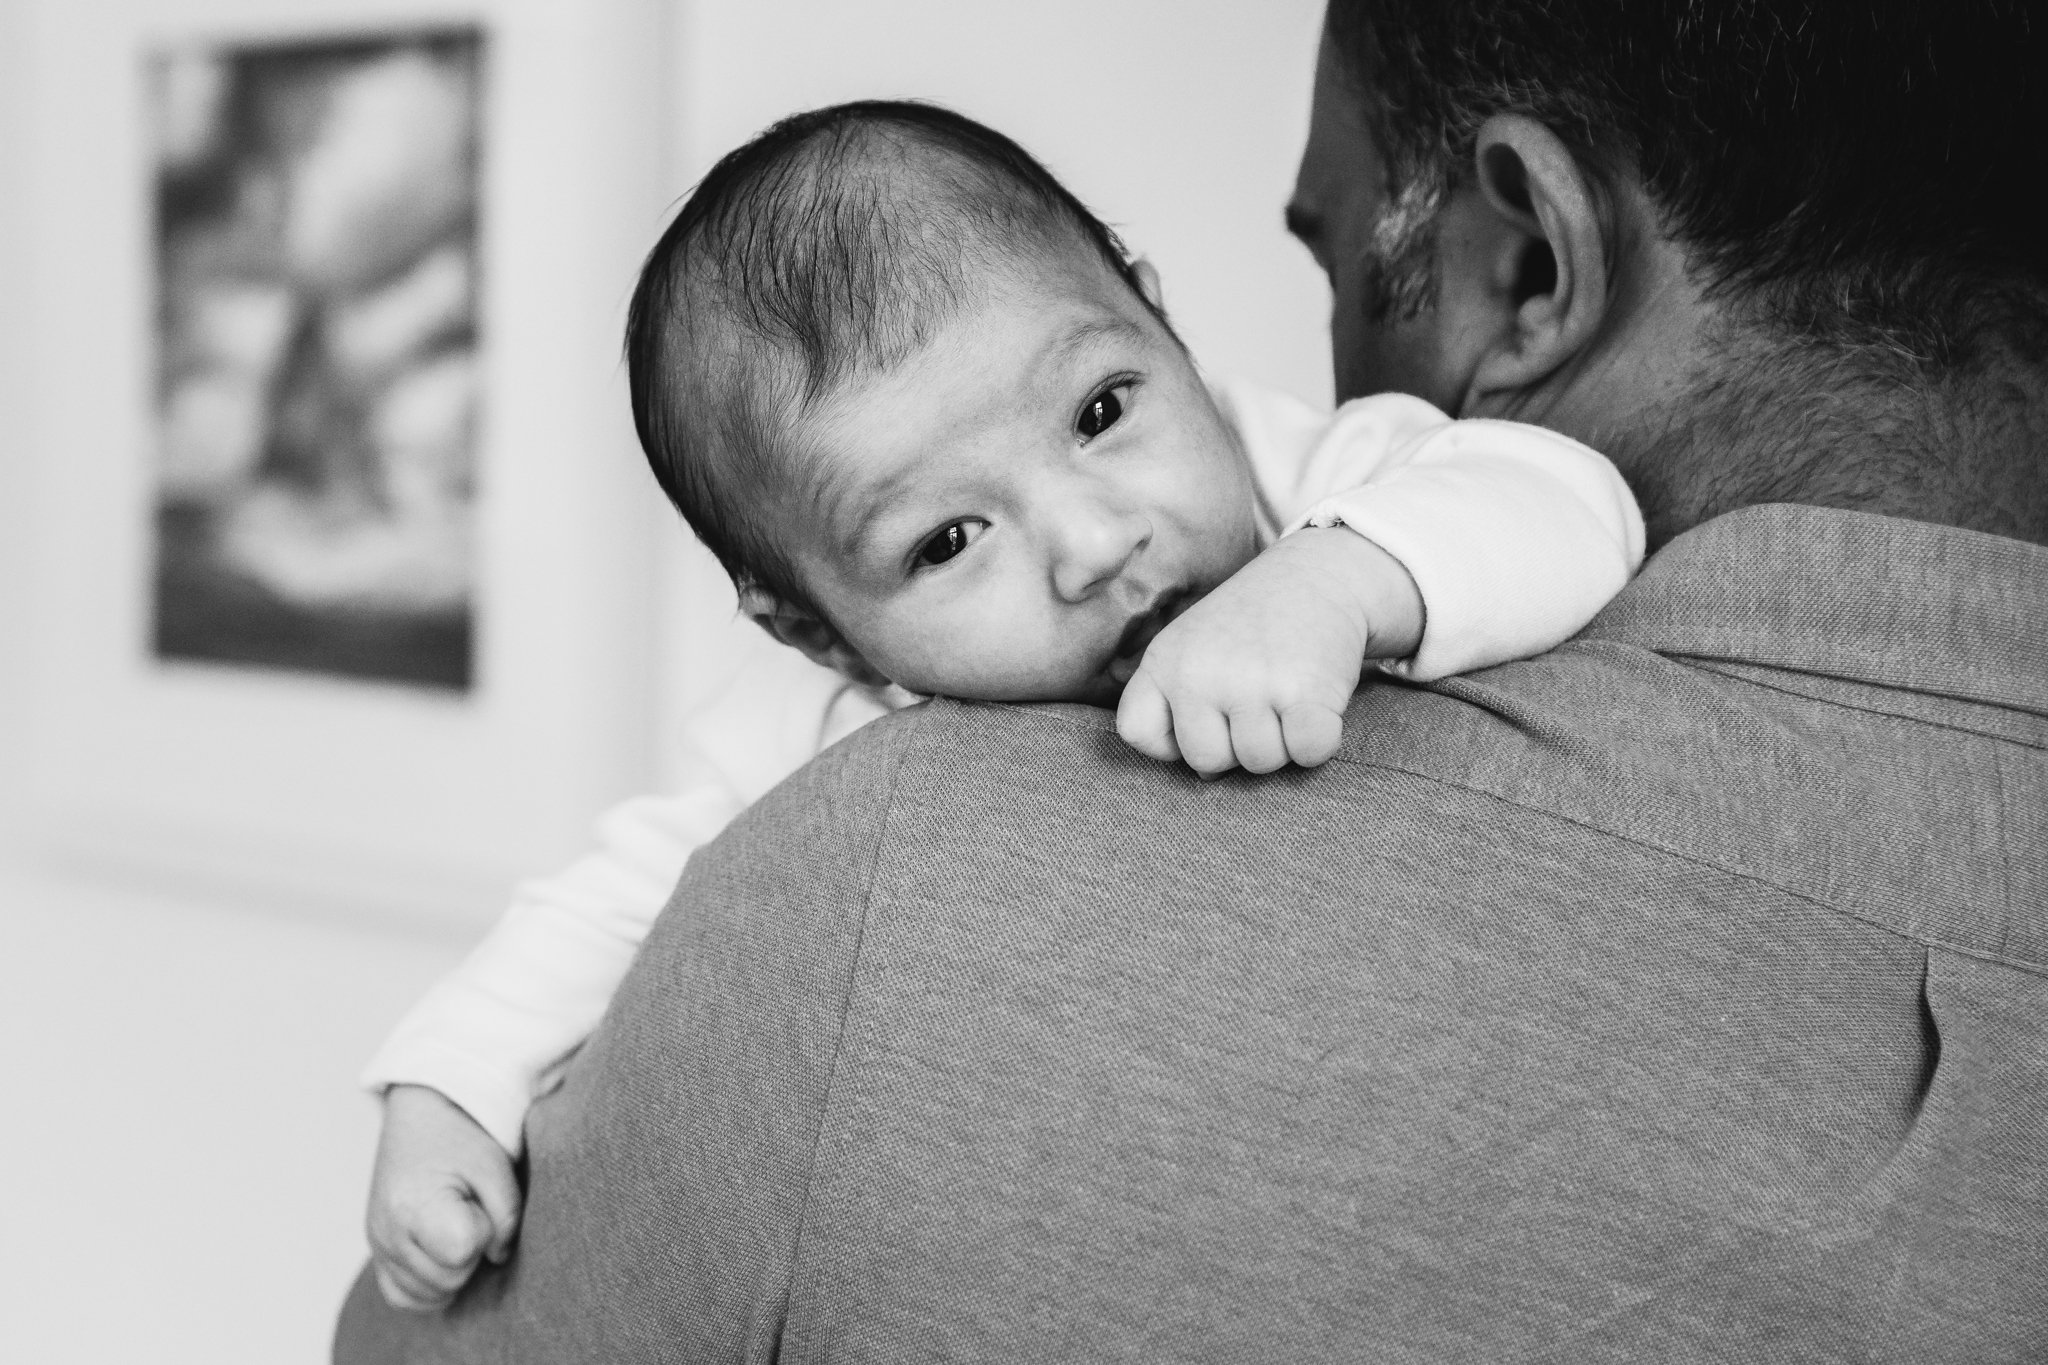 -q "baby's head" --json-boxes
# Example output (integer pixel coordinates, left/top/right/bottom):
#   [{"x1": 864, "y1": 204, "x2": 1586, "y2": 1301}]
[{"x1": 627, "y1": 101, "x2": 1259, "y2": 704}]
